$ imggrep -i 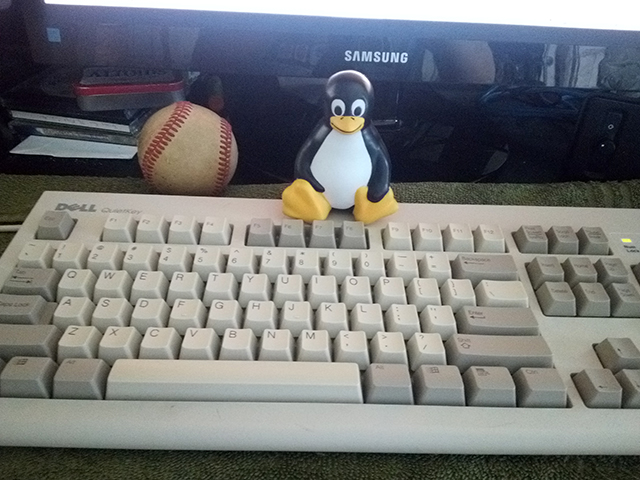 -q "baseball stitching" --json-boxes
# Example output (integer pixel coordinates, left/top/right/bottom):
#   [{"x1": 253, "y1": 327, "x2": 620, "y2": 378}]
[
  {"x1": 213, "y1": 117, "x2": 234, "y2": 194},
  {"x1": 141, "y1": 101, "x2": 193, "y2": 187}
]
